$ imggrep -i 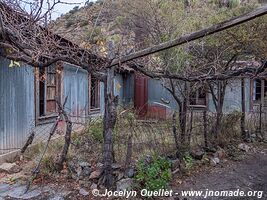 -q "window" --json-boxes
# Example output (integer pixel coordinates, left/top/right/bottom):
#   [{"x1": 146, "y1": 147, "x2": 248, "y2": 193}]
[
  {"x1": 252, "y1": 78, "x2": 267, "y2": 106},
  {"x1": 36, "y1": 65, "x2": 61, "y2": 119},
  {"x1": 89, "y1": 76, "x2": 100, "y2": 112},
  {"x1": 189, "y1": 86, "x2": 207, "y2": 106}
]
